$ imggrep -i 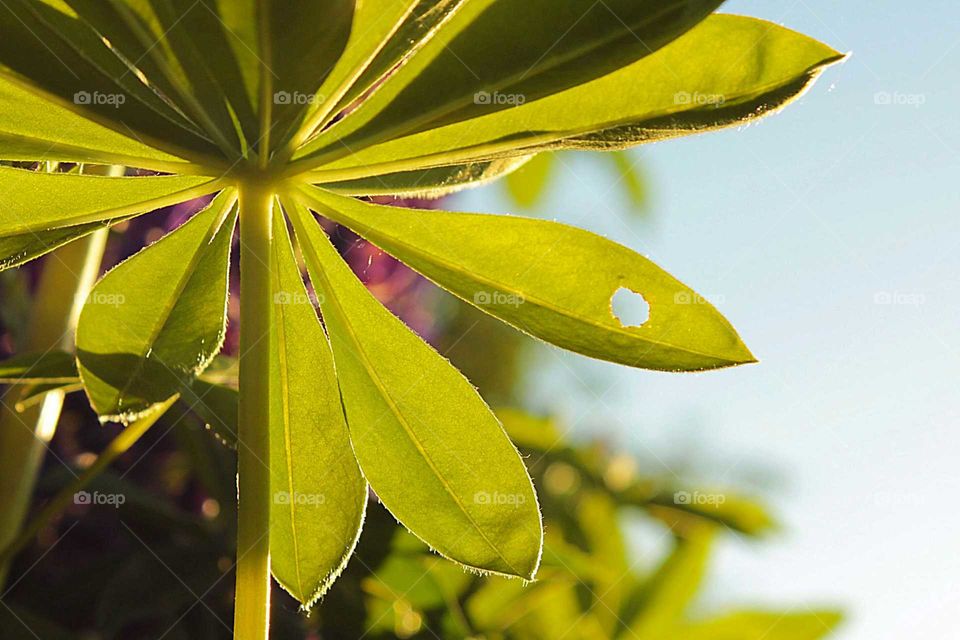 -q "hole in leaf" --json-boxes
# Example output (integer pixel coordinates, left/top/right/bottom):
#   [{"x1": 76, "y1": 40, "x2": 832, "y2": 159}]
[{"x1": 611, "y1": 287, "x2": 650, "y2": 328}]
